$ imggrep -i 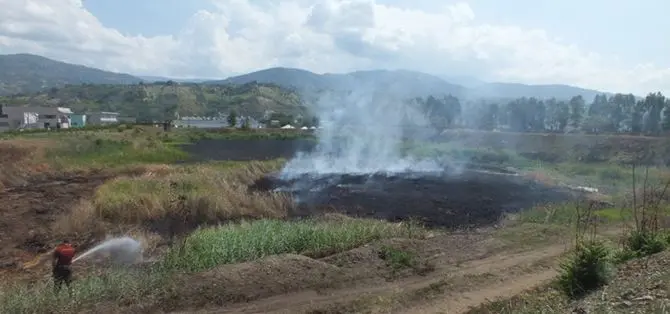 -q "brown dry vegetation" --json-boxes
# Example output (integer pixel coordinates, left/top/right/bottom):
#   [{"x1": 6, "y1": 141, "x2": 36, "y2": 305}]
[
  {"x1": 0, "y1": 139, "x2": 54, "y2": 189},
  {"x1": 61, "y1": 160, "x2": 293, "y2": 239}
]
